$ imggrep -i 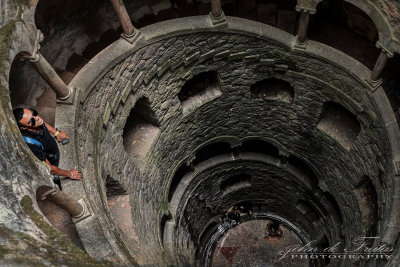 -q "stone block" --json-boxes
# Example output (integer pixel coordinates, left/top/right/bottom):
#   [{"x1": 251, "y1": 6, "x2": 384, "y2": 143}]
[
  {"x1": 185, "y1": 51, "x2": 200, "y2": 66},
  {"x1": 171, "y1": 57, "x2": 185, "y2": 71},
  {"x1": 273, "y1": 64, "x2": 288, "y2": 72},
  {"x1": 260, "y1": 58, "x2": 274, "y2": 66},
  {"x1": 103, "y1": 102, "x2": 112, "y2": 127},
  {"x1": 393, "y1": 160, "x2": 400, "y2": 175},
  {"x1": 121, "y1": 81, "x2": 133, "y2": 104},
  {"x1": 228, "y1": 51, "x2": 247, "y2": 61},
  {"x1": 214, "y1": 50, "x2": 230, "y2": 60},
  {"x1": 199, "y1": 49, "x2": 216, "y2": 63},
  {"x1": 244, "y1": 54, "x2": 260, "y2": 62},
  {"x1": 111, "y1": 91, "x2": 121, "y2": 115},
  {"x1": 144, "y1": 65, "x2": 158, "y2": 84},
  {"x1": 157, "y1": 59, "x2": 171, "y2": 77}
]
